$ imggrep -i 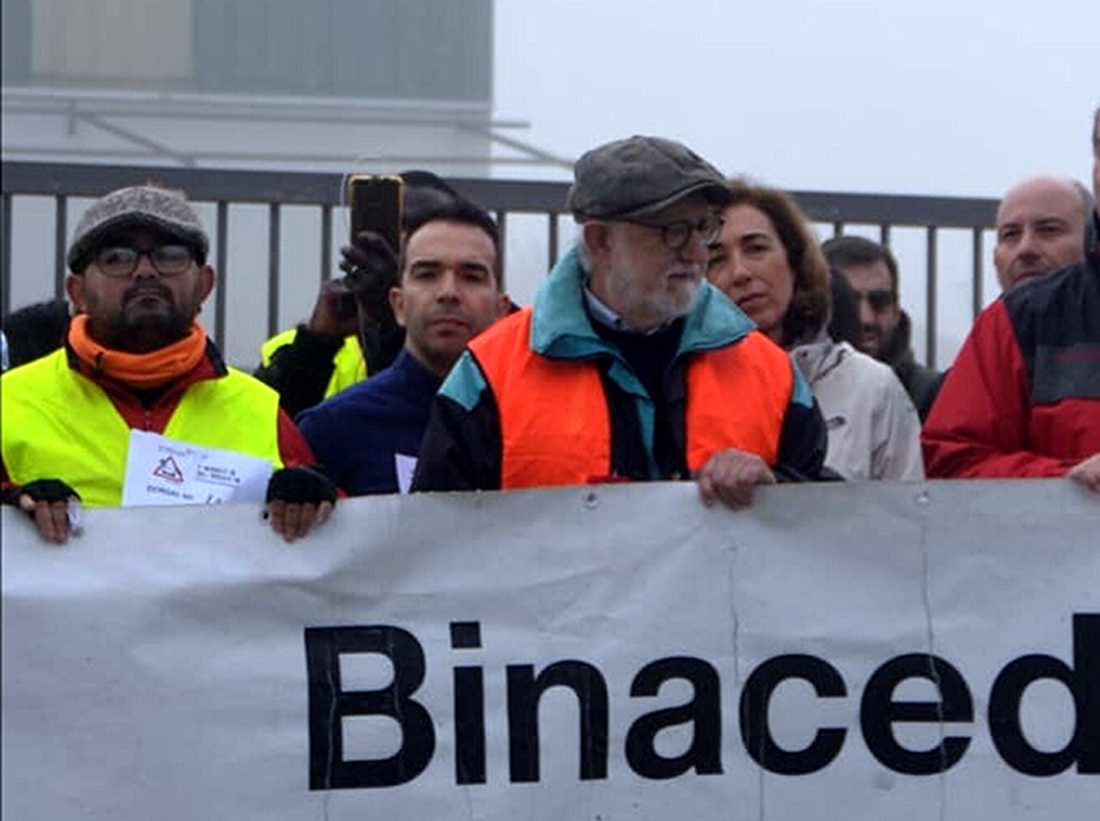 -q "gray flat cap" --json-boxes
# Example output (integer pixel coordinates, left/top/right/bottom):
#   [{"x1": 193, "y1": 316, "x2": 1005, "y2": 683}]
[
  {"x1": 67, "y1": 185, "x2": 209, "y2": 272},
  {"x1": 566, "y1": 135, "x2": 730, "y2": 221}
]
